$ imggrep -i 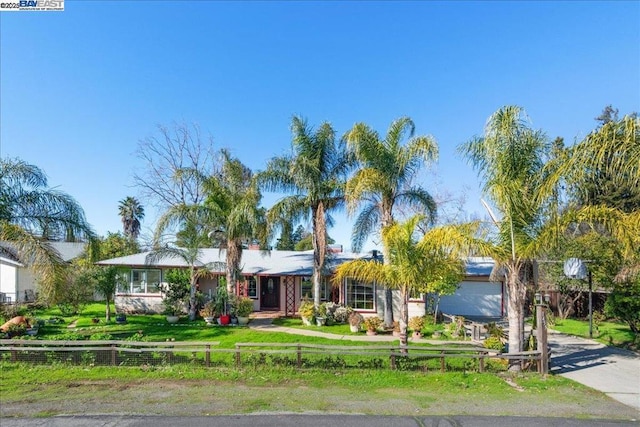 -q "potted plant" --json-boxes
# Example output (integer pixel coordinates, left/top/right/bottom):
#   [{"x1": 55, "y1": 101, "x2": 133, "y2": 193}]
[
  {"x1": 298, "y1": 299, "x2": 315, "y2": 326},
  {"x1": 215, "y1": 286, "x2": 231, "y2": 325},
  {"x1": 363, "y1": 316, "x2": 382, "y2": 335},
  {"x1": 199, "y1": 300, "x2": 217, "y2": 325},
  {"x1": 235, "y1": 296, "x2": 254, "y2": 326},
  {"x1": 348, "y1": 312, "x2": 364, "y2": 333},
  {"x1": 163, "y1": 298, "x2": 182, "y2": 324},
  {"x1": 315, "y1": 302, "x2": 328, "y2": 326},
  {"x1": 409, "y1": 316, "x2": 425, "y2": 339},
  {"x1": 115, "y1": 313, "x2": 127, "y2": 324},
  {"x1": 333, "y1": 305, "x2": 351, "y2": 324}
]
